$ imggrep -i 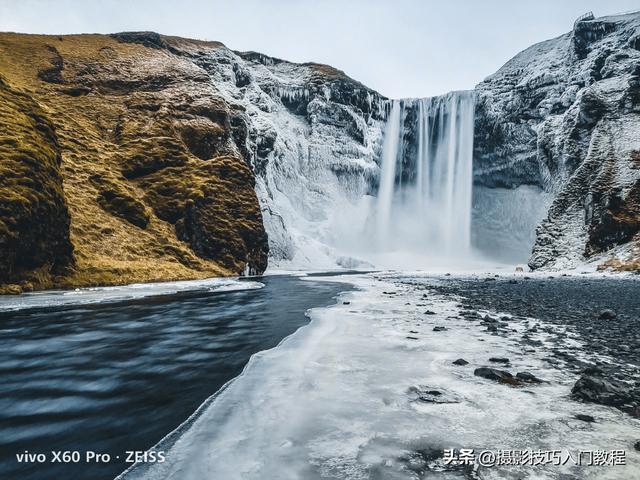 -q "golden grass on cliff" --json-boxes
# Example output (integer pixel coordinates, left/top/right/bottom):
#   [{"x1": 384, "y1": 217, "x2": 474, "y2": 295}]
[{"x1": 0, "y1": 32, "x2": 267, "y2": 292}]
